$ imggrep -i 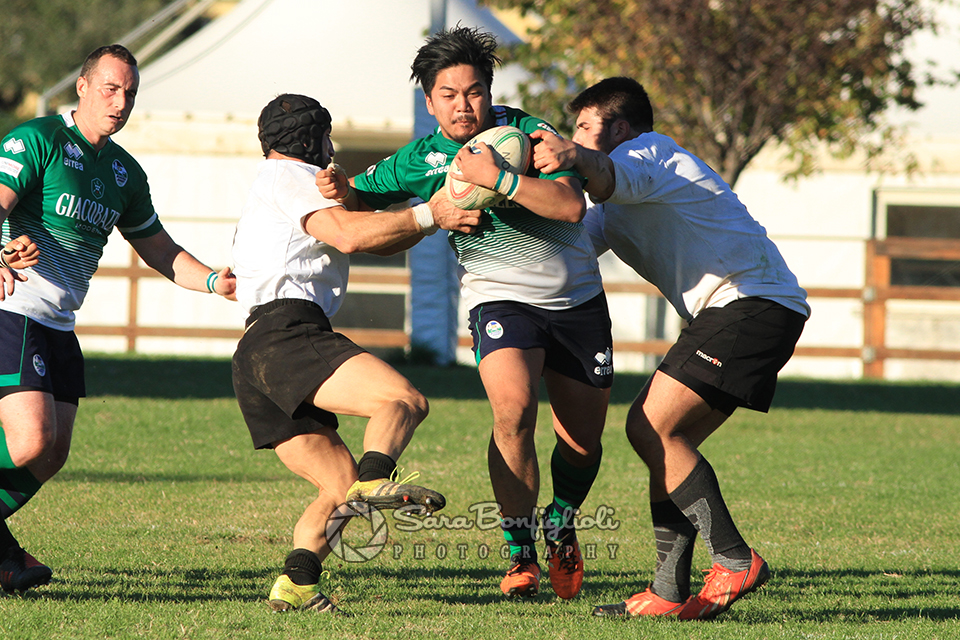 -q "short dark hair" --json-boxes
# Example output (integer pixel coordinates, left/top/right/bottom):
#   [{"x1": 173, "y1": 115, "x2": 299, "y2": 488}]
[
  {"x1": 569, "y1": 77, "x2": 654, "y2": 132},
  {"x1": 80, "y1": 44, "x2": 138, "y2": 78},
  {"x1": 410, "y1": 25, "x2": 501, "y2": 95}
]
